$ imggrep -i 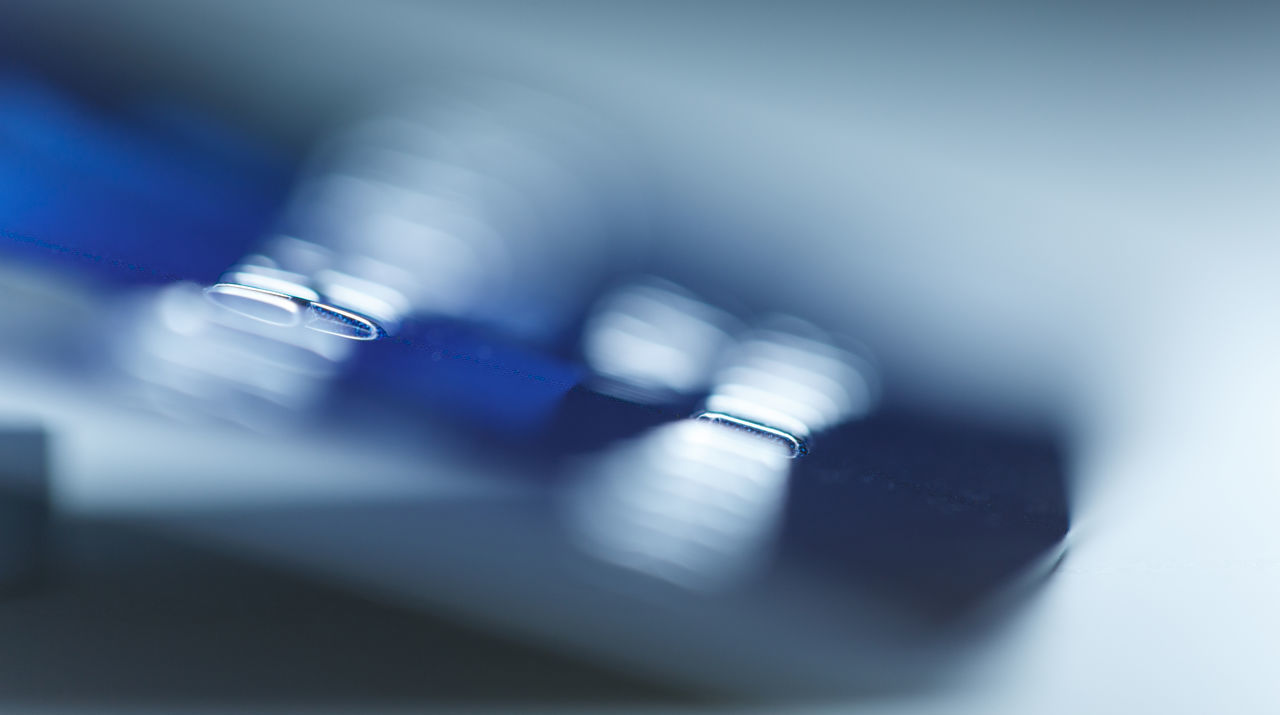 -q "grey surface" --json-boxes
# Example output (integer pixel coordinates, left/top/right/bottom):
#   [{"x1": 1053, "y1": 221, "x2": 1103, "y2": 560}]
[
  {"x1": 0, "y1": 518, "x2": 699, "y2": 712},
  {"x1": 0, "y1": 426, "x2": 49, "y2": 590}
]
